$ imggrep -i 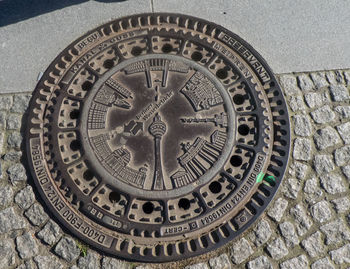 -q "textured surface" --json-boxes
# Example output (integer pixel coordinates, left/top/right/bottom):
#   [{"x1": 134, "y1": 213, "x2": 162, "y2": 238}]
[{"x1": 0, "y1": 69, "x2": 350, "y2": 267}]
